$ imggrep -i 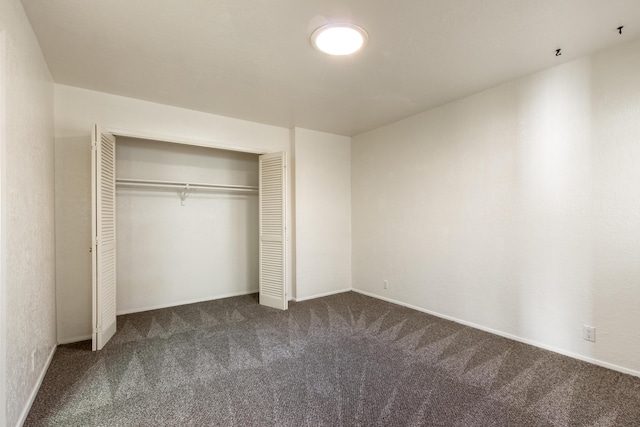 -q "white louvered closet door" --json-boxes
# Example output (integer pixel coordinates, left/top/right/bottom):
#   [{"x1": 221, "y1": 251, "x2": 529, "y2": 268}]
[
  {"x1": 91, "y1": 125, "x2": 117, "y2": 351},
  {"x1": 259, "y1": 152, "x2": 287, "y2": 310}
]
